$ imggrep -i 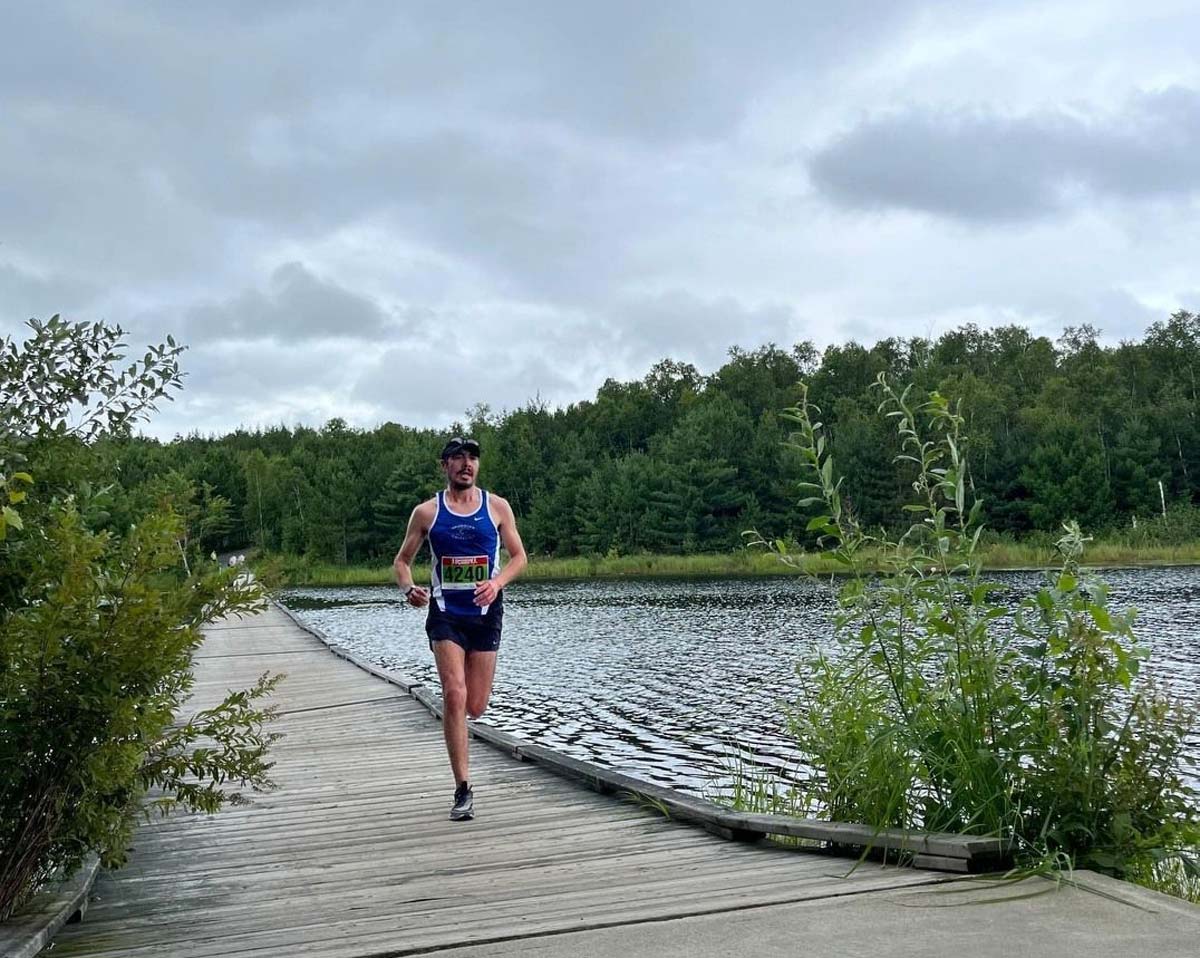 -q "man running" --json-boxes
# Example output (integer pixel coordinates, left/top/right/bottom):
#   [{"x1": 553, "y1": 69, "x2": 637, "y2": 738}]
[{"x1": 392, "y1": 436, "x2": 528, "y2": 821}]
